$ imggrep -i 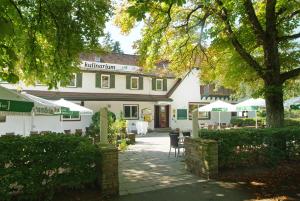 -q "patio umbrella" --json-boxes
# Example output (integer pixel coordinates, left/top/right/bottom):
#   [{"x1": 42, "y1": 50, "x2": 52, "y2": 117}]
[
  {"x1": 284, "y1": 96, "x2": 300, "y2": 110},
  {"x1": 198, "y1": 100, "x2": 235, "y2": 129},
  {"x1": 0, "y1": 85, "x2": 34, "y2": 115},
  {"x1": 52, "y1": 99, "x2": 93, "y2": 115},
  {"x1": 235, "y1": 98, "x2": 266, "y2": 128}
]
